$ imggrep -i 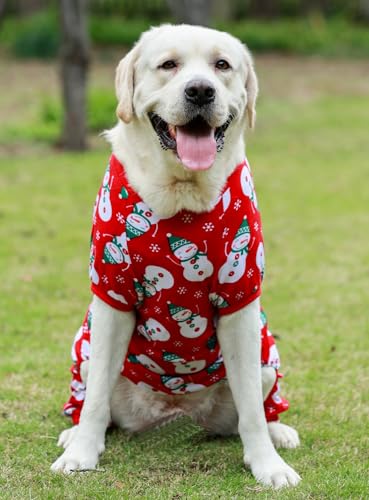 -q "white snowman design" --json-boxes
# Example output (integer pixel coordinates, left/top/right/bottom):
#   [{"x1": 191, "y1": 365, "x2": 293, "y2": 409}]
[
  {"x1": 133, "y1": 279, "x2": 145, "y2": 306},
  {"x1": 271, "y1": 386, "x2": 283, "y2": 405},
  {"x1": 240, "y1": 163, "x2": 258, "y2": 209},
  {"x1": 167, "y1": 233, "x2": 213, "y2": 282},
  {"x1": 161, "y1": 376, "x2": 206, "y2": 394},
  {"x1": 137, "y1": 318, "x2": 170, "y2": 342},
  {"x1": 89, "y1": 244, "x2": 99, "y2": 285},
  {"x1": 92, "y1": 192, "x2": 99, "y2": 223},
  {"x1": 161, "y1": 375, "x2": 186, "y2": 394},
  {"x1": 107, "y1": 289, "x2": 128, "y2": 304},
  {"x1": 128, "y1": 353, "x2": 165, "y2": 375},
  {"x1": 263, "y1": 323, "x2": 280, "y2": 369},
  {"x1": 259, "y1": 309, "x2": 268, "y2": 329},
  {"x1": 71, "y1": 327, "x2": 83, "y2": 362},
  {"x1": 142, "y1": 265, "x2": 174, "y2": 299},
  {"x1": 98, "y1": 165, "x2": 113, "y2": 222},
  {"x1": 218, "y1": 217, "x2": 251, "y2": 284},
  {"x1": 162, "y1": 352, "x2": 206, "y2": 374},
  {"x1": 267, "y1": 343, "x2": 280, "y2": 369},
  {"x1": 71, "y1": 379, "x2": 86, "y2": 401},
  {"x1": 126, "y1": 202, "x2": 164, "y2": 239},
  {"x1": 102, "y1": 231, "x2": 131, "y2": 269},
  {"x1": 209, "y1": 292, "x2": 229, "y2": 309},
  {"x1": 213, "y1": 186, "x2": 231, "y2": 219},
  {"x1": 167, "y1": 302, "x2": 208, "y2": 338},
  {"x1": 256, "y1": 241, "x2": 265, "y2": 279}
]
